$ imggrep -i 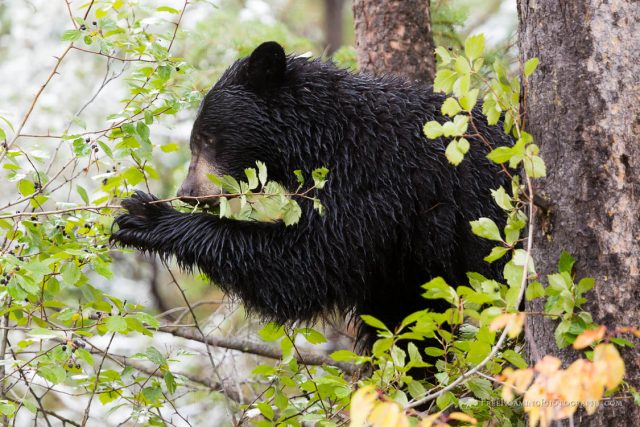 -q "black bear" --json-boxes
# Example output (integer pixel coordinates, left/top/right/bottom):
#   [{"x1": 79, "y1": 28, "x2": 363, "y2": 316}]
[{"x1": 111, "y1": 41, "x2": 510, "y2": 350}]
